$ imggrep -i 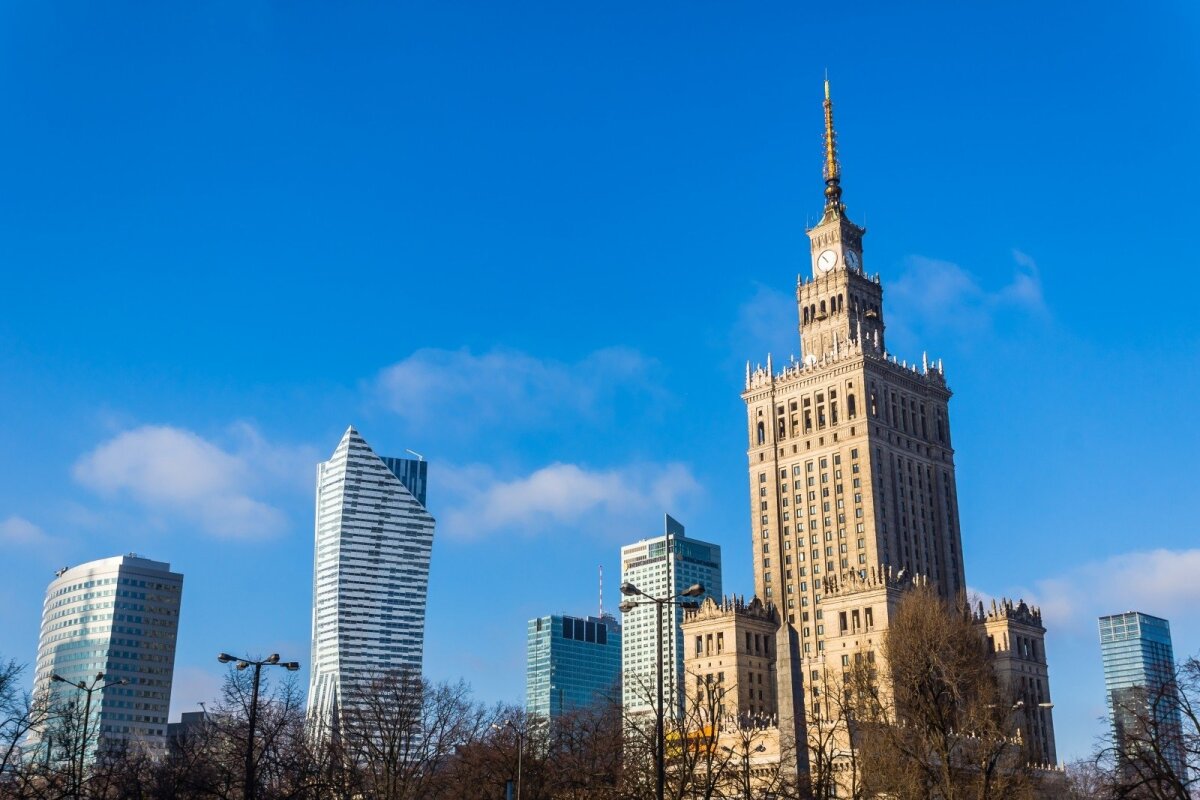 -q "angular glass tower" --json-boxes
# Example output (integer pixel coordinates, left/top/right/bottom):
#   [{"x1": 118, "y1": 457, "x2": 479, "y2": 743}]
[
  {"x1": 620, "y1": 515, "x2": 722, "y2": 716},
  {"x1": 527, "y1": 613, "x2": 621, "y2": 720},
  {"x1": 306, "y1": 426, "x2": 435, "y2": 733},
  {"x1": 1099, "y1": 611, "x2": 1186, "y2": 777},
  {"x1": 34, "y1": 555, "x2": 183, "y2": 759}
]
